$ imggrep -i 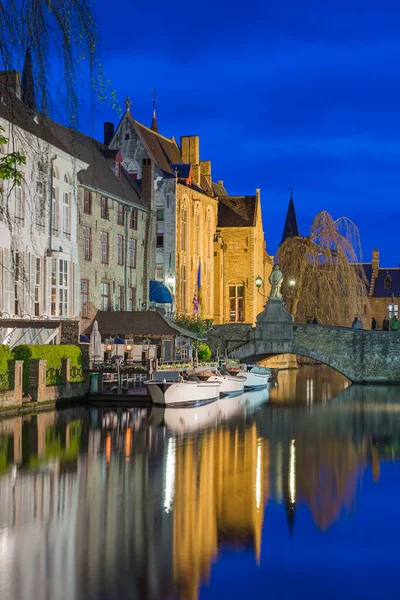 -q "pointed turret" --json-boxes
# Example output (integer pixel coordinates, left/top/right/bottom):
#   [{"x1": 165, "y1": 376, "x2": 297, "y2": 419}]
[
  {"x1": 21, "y1": 46, "x2": 36, "y2": 112},
  {"x1": 150, "y1": 108, "x2": 158, "y2": 133},
  {"x1": 280, "y1": 189, "x2": 299, "y2": 246}
]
